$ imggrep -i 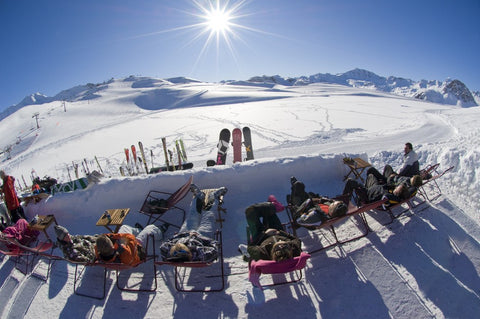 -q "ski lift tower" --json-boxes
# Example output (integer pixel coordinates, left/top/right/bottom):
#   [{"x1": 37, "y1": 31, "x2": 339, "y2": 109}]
[{"x1": 32, "y1": 112, "x2": 40, "y2": 129}]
